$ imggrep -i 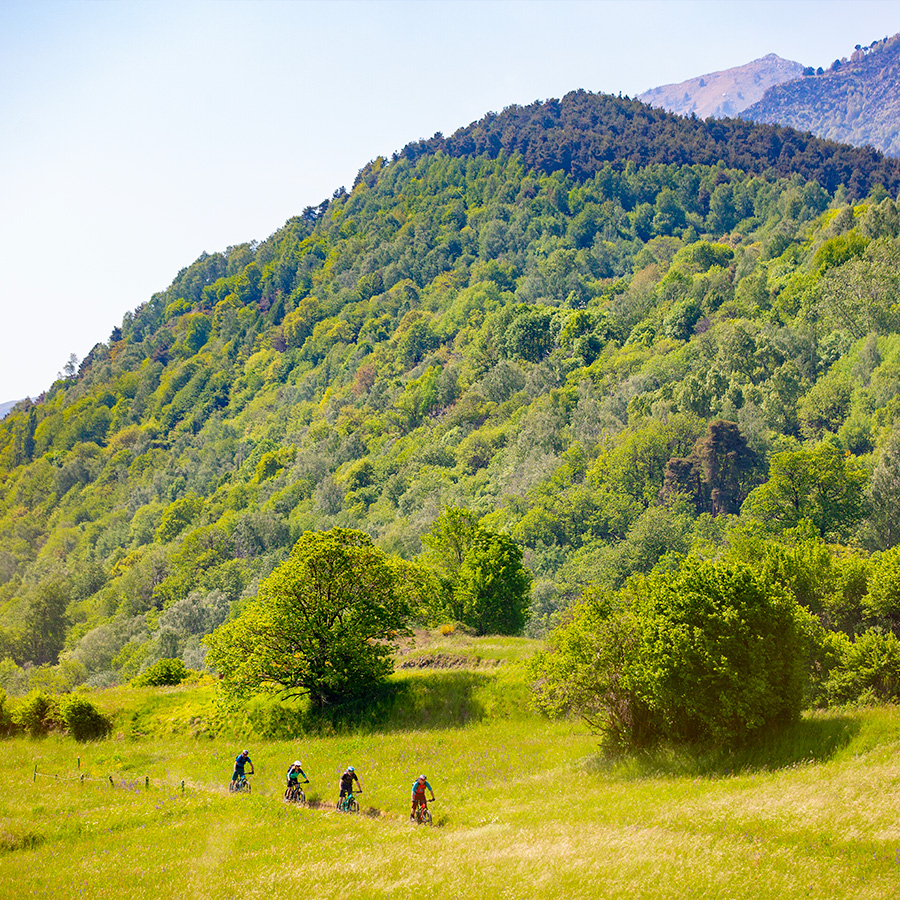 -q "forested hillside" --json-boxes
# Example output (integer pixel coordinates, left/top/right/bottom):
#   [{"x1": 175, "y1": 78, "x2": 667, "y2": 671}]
[
  {"x1": 745, "y1": 33, "x2": 900, "y2": 157},
  {"x1": 3, "y1": 90, "x2": 900, "y2": 695}
]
